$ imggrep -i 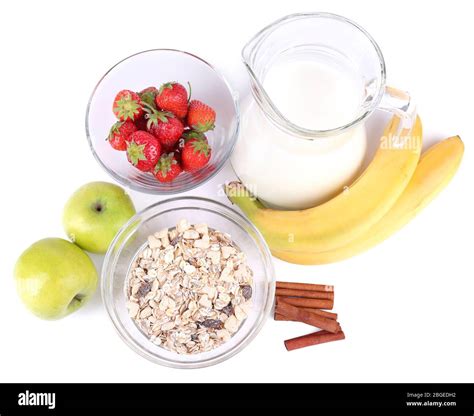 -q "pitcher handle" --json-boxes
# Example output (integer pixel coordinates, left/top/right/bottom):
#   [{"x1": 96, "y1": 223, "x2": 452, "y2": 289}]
[{"x1": 378, "y1": 86, "x2": 417, "y2": 137}]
